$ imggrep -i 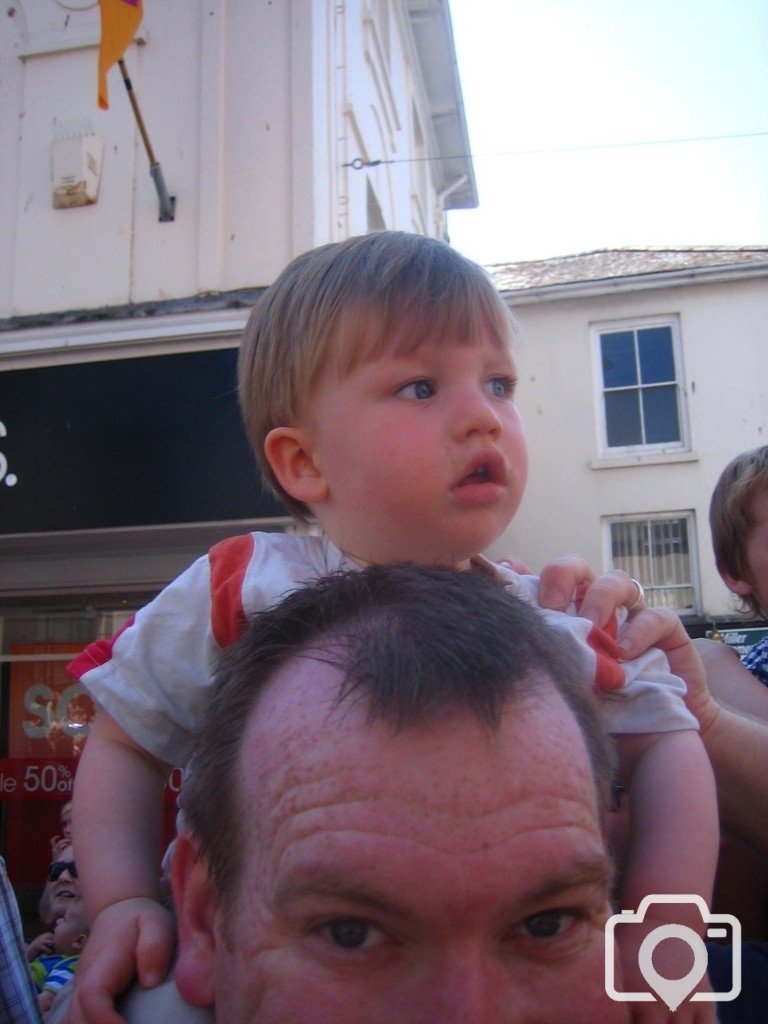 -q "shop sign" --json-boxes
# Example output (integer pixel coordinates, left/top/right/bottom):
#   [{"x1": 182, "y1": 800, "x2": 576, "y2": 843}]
[
  {"x1": 0, "y1": 758, "x2": 76, "y2": 800},
  {"x1": 709, "y1": 626, "x2": 768, "y2": 658}
]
